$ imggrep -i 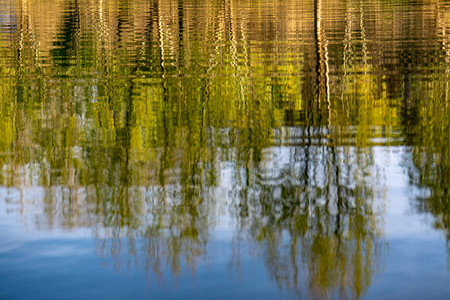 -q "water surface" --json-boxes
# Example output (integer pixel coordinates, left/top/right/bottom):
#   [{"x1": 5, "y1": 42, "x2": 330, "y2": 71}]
[{"x1": 0, "y1": 0, "x2": 449, "y2": 299}]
